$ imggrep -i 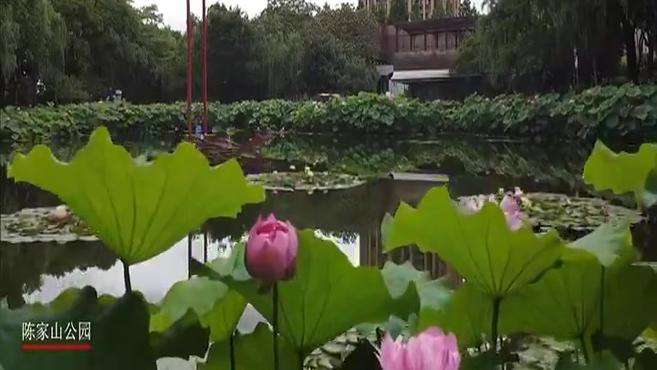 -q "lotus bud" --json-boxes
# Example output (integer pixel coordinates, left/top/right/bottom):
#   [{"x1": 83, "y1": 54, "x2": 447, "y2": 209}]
[
  {"x1": 378, "y1": 327, "x2": 460, "y2": 370},
  {"x1": 245, "y1": 214, "x2": 298, "y2": 285}
]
